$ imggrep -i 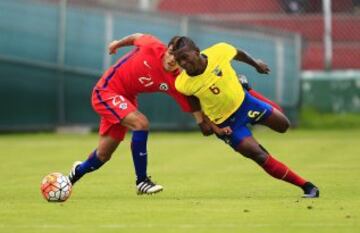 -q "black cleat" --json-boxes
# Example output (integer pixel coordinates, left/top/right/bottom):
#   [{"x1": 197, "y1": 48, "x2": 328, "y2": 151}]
[
  {"x1": 302, "y1": 182, "x2": 320, "y2": 198},
  {"x1": 136, "y1": 176, "x2": 163, "y2": 195}
]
